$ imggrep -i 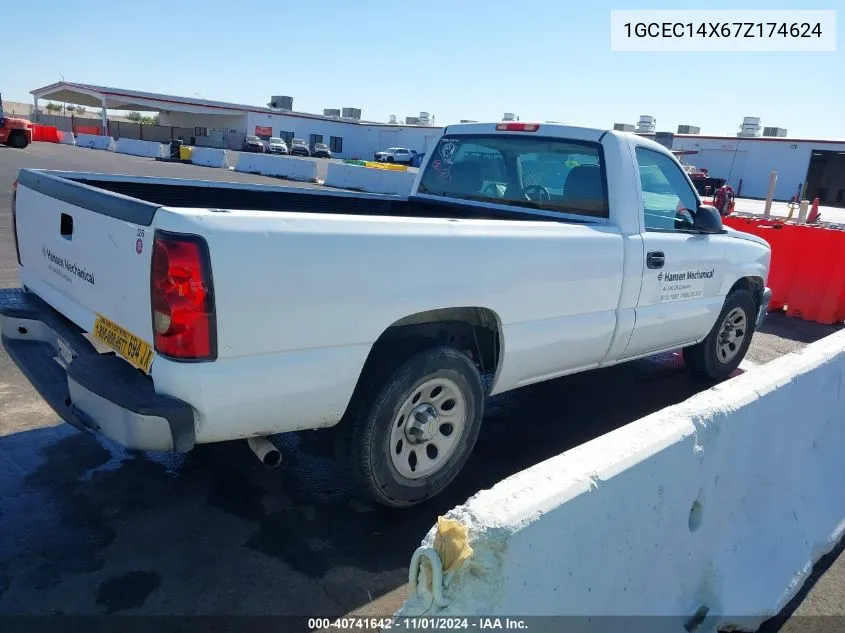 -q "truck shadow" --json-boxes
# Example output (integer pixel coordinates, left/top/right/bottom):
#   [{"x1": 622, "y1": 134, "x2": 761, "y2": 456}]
[{"x1": 0, "y1": 352, "x2": 724, "y2": 616}]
